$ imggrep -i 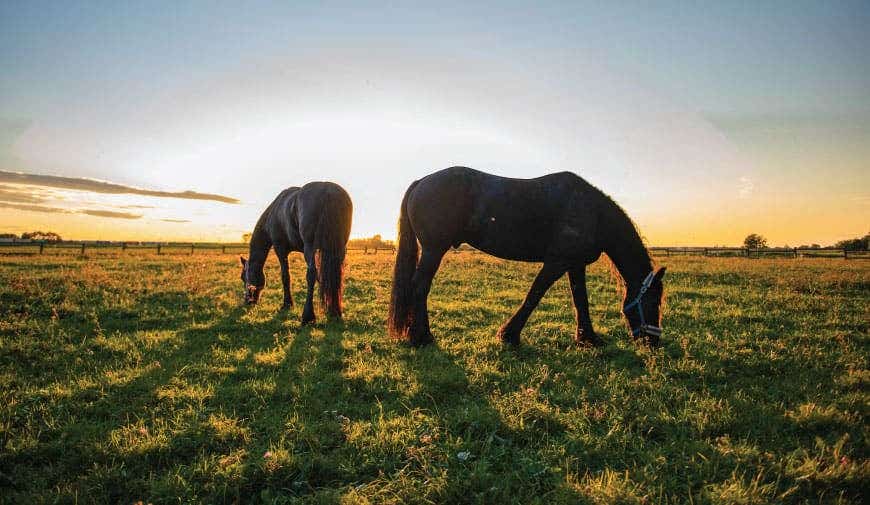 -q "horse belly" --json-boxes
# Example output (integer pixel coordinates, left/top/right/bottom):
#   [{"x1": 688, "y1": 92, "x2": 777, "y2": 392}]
[{"x1": 466, "y1": 214, "x2": 551, "y2": 262}]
